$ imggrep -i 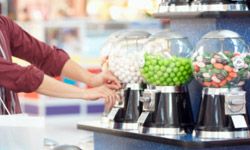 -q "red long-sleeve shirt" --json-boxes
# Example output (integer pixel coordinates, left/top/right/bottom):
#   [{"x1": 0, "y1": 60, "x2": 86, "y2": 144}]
[{"x1": 0, "y1": 16, "x2": 69, "y2": 114}]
